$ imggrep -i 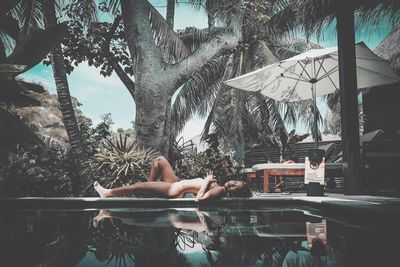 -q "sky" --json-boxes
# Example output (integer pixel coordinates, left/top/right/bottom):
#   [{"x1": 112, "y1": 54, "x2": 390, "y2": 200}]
[{"x1": 20, "y1": 2, "x2": 395, "y2": 141}]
